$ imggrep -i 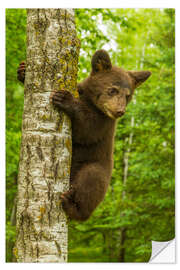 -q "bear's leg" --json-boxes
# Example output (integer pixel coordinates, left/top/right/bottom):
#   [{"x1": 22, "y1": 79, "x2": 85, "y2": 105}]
[{"x1": 61, "y1": 163, "x2": 109, "y2": 221}]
